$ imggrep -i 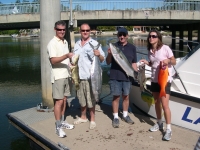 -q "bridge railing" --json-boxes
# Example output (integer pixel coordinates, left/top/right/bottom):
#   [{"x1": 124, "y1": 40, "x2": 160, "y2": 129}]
[
  {"x1": 0, "y1": 3, "x2": 40, "y2": 15},
  {"x1": 0, "y1": 1, "x2": 200, "y2": 15},
  {"x1": 61, "y1": 1, "x2": 200, "y2": 11}
]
